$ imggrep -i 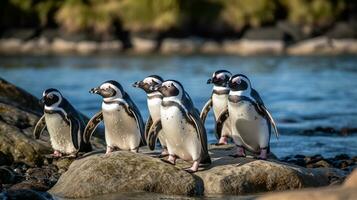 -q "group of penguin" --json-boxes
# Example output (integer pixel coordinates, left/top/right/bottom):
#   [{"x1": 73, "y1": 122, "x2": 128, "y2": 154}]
[{"x1": 33, "y1": 70, "x2": 278, "y2": 173}]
